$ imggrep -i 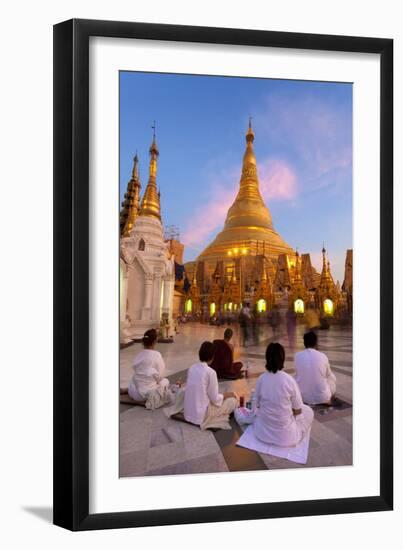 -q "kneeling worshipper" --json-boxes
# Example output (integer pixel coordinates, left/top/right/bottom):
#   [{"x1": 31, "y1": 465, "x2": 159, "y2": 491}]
[
  {"x1": 122, "y1": 328, "x2": 173, "y2": 410},
  {"x1": 211, "y1": 328, "x2": 243, "y2": 379},
  {"x1": 253, "y1": 342, "x2": 313, "y2": 448},
  {"x1": 165, "y1": 341, "x2": 237, "y2": 430},
  {"x1": 295, "y1": 331, "x2": 337, "y2": 405}
]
